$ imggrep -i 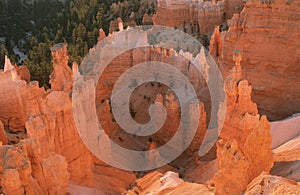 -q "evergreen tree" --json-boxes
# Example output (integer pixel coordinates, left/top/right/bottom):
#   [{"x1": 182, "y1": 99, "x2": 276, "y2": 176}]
[
  {"x1": 0, "y1": 0, "x2": 157, "y2": 87},
  {"x1": 24, "y1": 41, "x2": 53, "y2": 87}
]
